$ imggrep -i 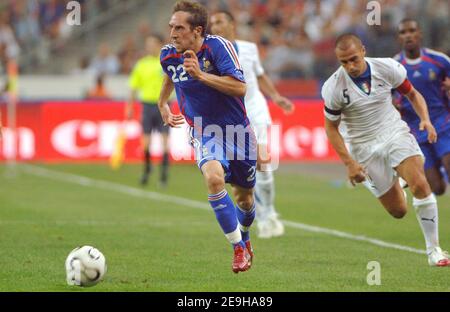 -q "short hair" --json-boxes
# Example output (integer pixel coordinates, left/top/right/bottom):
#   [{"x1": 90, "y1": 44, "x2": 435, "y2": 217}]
[
  {"x1": 173, "y1": 1, "x2": 208, "y2": 37},
  {"x1": 399, "y1": 18, "x2": 420, "y2": 29},
  {"x1": 214, "y1": 10, "x2": 235, "y2": 23},
  {"x1": 335, "y1": 33, "x2": 363, "y2": 50}
]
